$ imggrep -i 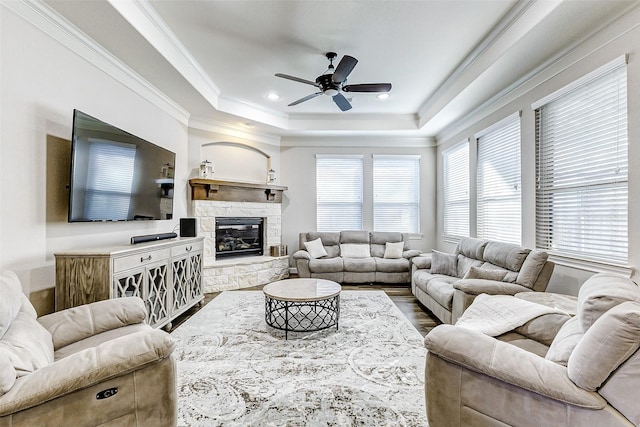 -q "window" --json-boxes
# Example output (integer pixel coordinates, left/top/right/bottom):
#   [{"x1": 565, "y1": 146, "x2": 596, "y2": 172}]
[
  {"x1": 316, "y1": 155, "x2": 363, "y2": 231},
  {"x1": 86, "y1": 140, "x2": 136, "y2": 220},
  {"x1": 443, "y1": 141, "x2": 469, "y2": 240},
  {"x1": 373, "y1": 155, "x2": 420, "y2": 233},
  {"x1": 476, "y1": 113, "x2": 521, "y2": 244},
  {"x1": 534, "y1": 56, "x2": 628, "y2": 264}
]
